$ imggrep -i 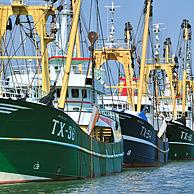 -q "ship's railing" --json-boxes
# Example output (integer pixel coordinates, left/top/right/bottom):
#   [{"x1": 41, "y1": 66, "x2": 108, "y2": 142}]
[
  {"x1": 95, "y1": 39, "x2": 131, "y2": 50},
  {"x1": 98, "y1": 96, "x2": 131, "y2": 112},
  {"x1": 71, "y1": 65, "x2": 89, "y2": 75},
  {"x1": 8, "y1": 63, "x2": 91, "y2": 75},
  {"x1": 99, "y1": 108, "x2": 120, "y2": 122},
  {"x1": 25, "y1": 0, "x2": 48, "y2": 6},
  {"x1": 9, "y1": 65, "x2": 41, "y2": 75},
  {"x1": 146, "y1": 58, "x2": 174, "y2": 64},
  {"x1": 100, "y1": 103, "x2": 130, "y2": 112},
  {"x1": 0, "y1": 80, "x2": 45, "y2": 100}
]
